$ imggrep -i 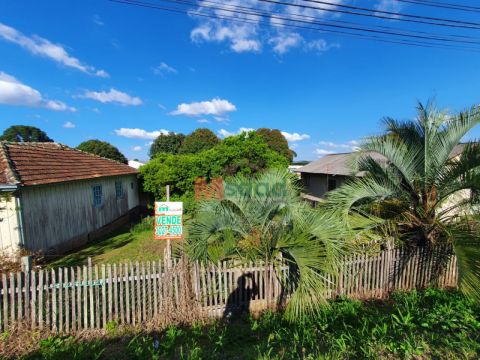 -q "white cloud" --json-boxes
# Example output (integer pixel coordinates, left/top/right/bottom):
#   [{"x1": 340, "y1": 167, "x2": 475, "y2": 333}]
[
  {"x1": 153, "y1": 62, "x2": 177, "y2": 76},
  {"x1": 318, "y1": 140, "x2": 359, "y2": 150},
  {"x1": 281, "y1": 131, "x2": 310, "y2": 142},
  {"x1": 171, "y1": 98, "x2": 236, "y2": 116},
  {"x1": 214, "y1": 116, "x2": 229, "y2": 123},
  {"x1": 218, "y1": 127, "x2": 255, "y2": 138},
  {"x1": 93, "y1": 14, "x2": 104, "y2": 26},
  {"x1": 0, "y1": 22, "x2": 108, "y2": 77},
  {"x1": 132, "y1": 145, "x2": 142, "y2": 151},
  {"x1": 115, "y1": 128, "x2": 169, "y2": 139},
  {"x1": 314, "y1": 140, "x2": 360, "y2": 157},
  {"x1": 63, "y1": 121, "x2": 75, "y2": 128},
  {"x1": 158, "y1": 103, "x2": 167, "y2": 110},
  {"x1": 197, "y1": 118, "x2": 210, "y2": 123},
  {"x1": 189, "y1": 1, "x2": 343, "y2": 54},
  {"x1": 375, "y1": 0, "x2": 404, "y2": 17},
  {"x1": 269, "y1": 32, "x2": 303, "y2": 55},
  {"x1": 191, "y1": 20, "x2": 261, "y2": 53},
  {"x1": 218, "y1": 129, "x2": 234, "y2": 138},
  {"x1": 315, "y1": 149, "x2": 335, "y2": 156},
  {"x1": 306, "y1": 39, "x2": 340, "y2": 52},
  {"x1": 0, "y1": 71, "x2": 75, "y2": 111},
  {"x1": 80, "y1": 88, "x2": 142, "y2": 106}
]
